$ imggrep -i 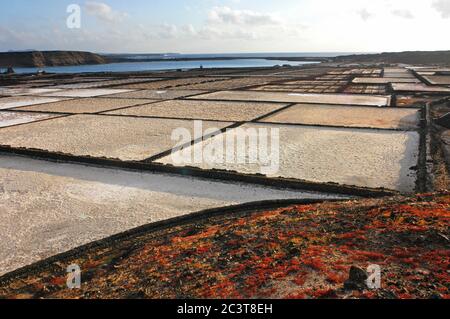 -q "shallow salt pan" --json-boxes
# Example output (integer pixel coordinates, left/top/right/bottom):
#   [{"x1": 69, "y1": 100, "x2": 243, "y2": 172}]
[
  {"x1": 260, "y1": 104, "x2": 420, "y2": 130},
  {"x1": 158, "y1": 123, "x2": 420, "y2": 192},
  {"x1": 106, "y1": 99, "x2": 287, "y2": 121},
  {"x1": 174, "y1": 77, "x2": 279, "y2": 90},
  {"x1": 384, "y1": 68, "x2": 409, "y2": 73},
  {"x1": 392, "y1": 83, "x2": 450, "y2": 93},
  {"x1": 0, "y1": 111, "x2": 60, "y2": 128},
  {"x1": 422, "y1": 75, "x2": 450, "y2": 86},
  {"x1": 0, "y1": 96, "x2": 69, "y2": 110},
  {"x1": 39, "y1": 89, "x2": 135, "y2": 98},
  {"x1": 118, "y1": 77, "x2": 229, "y2": 90},
  {"x1": 17, "y1": 98, "x2": 156, "y2": 114},
  {"x1": 189, "y1": 91, "x2": 392, "y2": 107},
  {"x1": 0, "y1": 155, "x2": 346, "y2": 275},
  {"x1": 0, "y1": 88, "x2": 63, "y2": 96},
  {"x1": 0, "y1": 114, "x2": 232, "y2": 161},
  {"x1": 353, "y1": 77, "x2": 420, "y2": 84},
  {"x1": 104, "y1": 89, "x2": 206, "y2": 99},
  {"x1": 383, "y1": 73, "x2": 416, "y2": 78},
  {"x1": 53, "y1": 78, "x2": 162, "y2": 89}
]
